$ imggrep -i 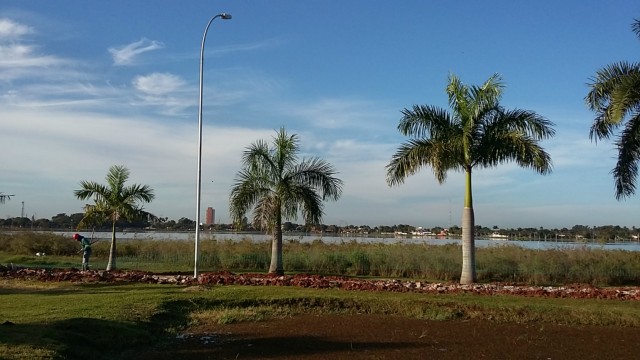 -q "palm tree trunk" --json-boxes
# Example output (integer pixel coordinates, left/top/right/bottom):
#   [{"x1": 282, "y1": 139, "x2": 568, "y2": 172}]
[
  {"x1": 269, "y1": 209, "x2": 284, "y2": 275},
  {"x1": 460, "y1": 166, "x2": 476, "y2": 284},
  {"x1": 460, "y1": 207, "x2": 476, "y2": 284},
  {"x1": 106, "y1": 221, "x2": 117, "y2": 271}
]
